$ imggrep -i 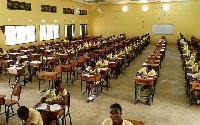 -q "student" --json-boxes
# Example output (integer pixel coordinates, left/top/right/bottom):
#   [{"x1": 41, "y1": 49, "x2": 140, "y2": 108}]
[
  {"x1": 96, "y1": 56, "x2": 109, "y2": 67},
  {"x1": 17, "y1": 106, "x2": 43, "y2": 125},
  {"x1": 102, "y1": 103, "x2": 133, "y2": 125},
  {"x1": 0, "y1": 48, "x2": 9, "y2": 58},
  {"x1": 135, "y1": 65, "x2": 157, "y2": 106},
  {"x1": 35, "y1": 80, "x2": 69, "y2": 125},
  {"x1": 85, "y1": 62, "x2": 100, "y2": 103}
]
